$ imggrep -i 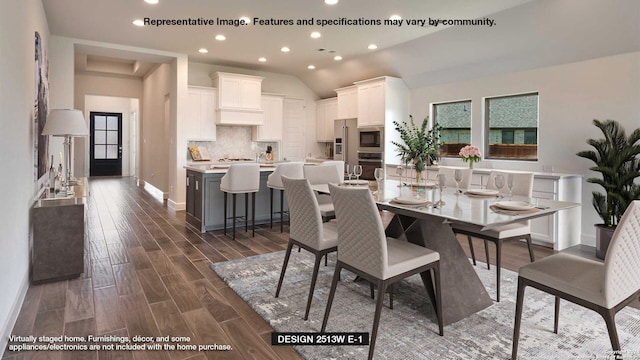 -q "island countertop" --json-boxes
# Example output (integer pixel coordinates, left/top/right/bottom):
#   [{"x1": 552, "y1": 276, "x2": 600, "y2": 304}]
[{"x1": 184, "y1": 163, "x2": 278, "y2": 174}]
